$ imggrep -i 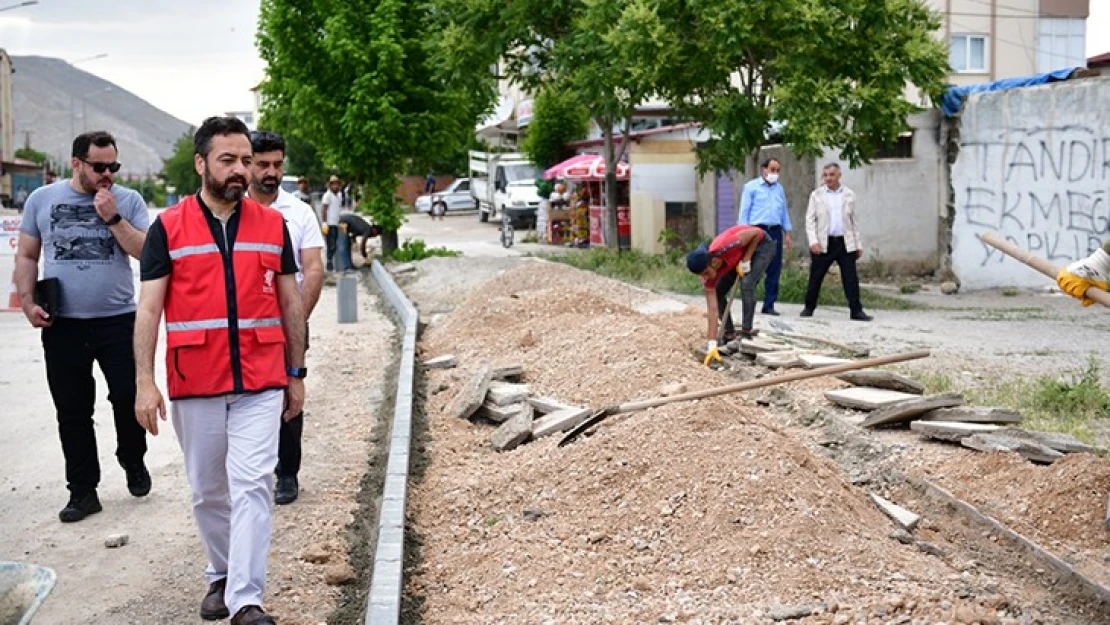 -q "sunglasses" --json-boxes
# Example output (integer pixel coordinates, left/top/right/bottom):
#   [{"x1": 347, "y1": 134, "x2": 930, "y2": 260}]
[{"x1": 81, "y1": 159, "x2": 121, "y2": 174}]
